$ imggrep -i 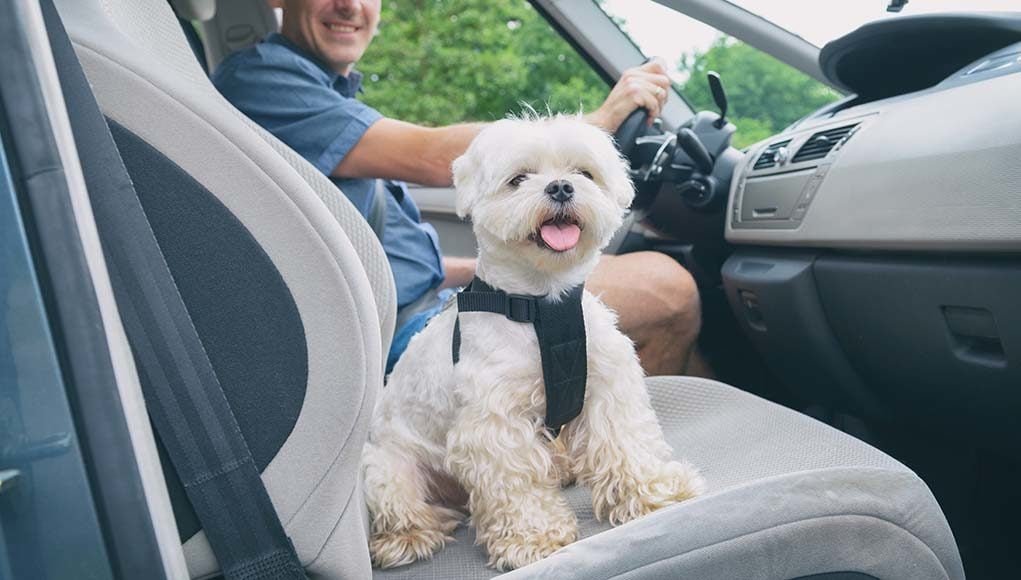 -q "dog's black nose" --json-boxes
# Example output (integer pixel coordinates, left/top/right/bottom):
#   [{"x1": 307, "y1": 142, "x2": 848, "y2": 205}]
[{"x1": 544, "y1": 179, "x2": 574, "y2": 203}]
